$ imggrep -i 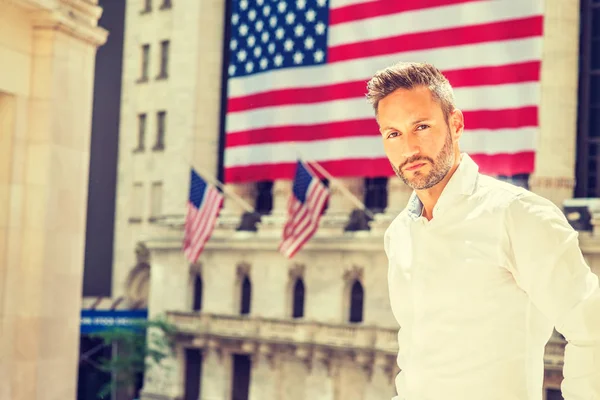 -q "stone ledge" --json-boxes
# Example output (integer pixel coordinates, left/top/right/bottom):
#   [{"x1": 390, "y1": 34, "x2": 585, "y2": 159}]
[
  {"x1": 140, "y1": 392, "x2": 180, "y2": 400},
  {"x1": 168, "y1": 312, "x2": 398, "y2": 354}
]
